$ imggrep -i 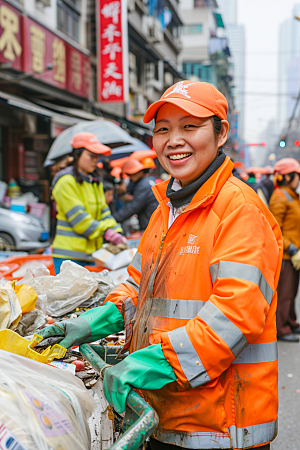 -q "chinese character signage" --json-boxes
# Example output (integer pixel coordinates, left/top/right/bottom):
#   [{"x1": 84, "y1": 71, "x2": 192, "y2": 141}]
[
  {"x1": 97, "y1": 0, "x2": 128, "y2": 103},
  {"x1": 0, "y1": 0, "x2": 22, "y2": 71},
  {"x1": 0, "y1": 0, "x2": 91, "y2": 99}
]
